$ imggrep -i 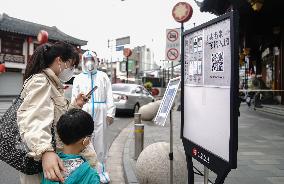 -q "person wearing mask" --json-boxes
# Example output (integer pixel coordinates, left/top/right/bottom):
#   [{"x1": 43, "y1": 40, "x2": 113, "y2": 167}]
[
  {"x1": 17, "y1": 42, "x2": 97, "y2": 184},
  {"x1": 42, "y1": 109, "x2": 100, "y2": 184},
  {"x1": 72, "y1": 50, "x2": 115, "y2": 183}
]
